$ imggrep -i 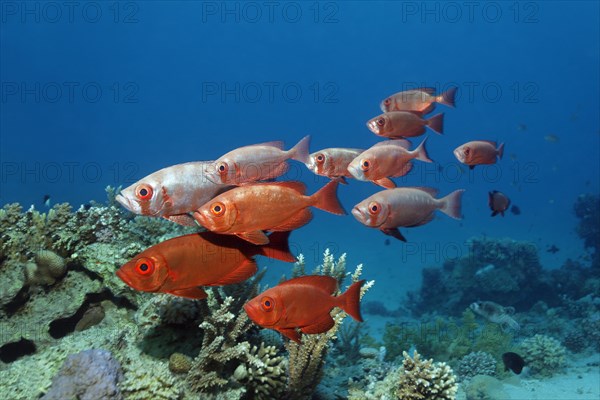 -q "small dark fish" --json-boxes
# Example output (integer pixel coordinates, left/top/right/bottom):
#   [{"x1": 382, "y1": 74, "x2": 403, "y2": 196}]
[
  {"x1": 384, "y1": 238, "x2": 391, "y2": 246},
  {"x1": 517, "y1": 124, "x2": 527, "y2": 131},
  {"x1": 488, "y1": 190, "x2": 510, "y2": 217},
  {"x1": 502, "y1": 352, "x2": 525, "y2": 374},
  {"x1": 43, "y1": 195, "x2": 51, "y2": 207},
  {"x1": 83, "y1": 203, "x2": 92, "y2": 210},
  {"x1": 547, "y1": 245, "x2": 560, "y2": 254},
  {"x1": 510, "y1": 205, "x2": 521, "y2": 215}
]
